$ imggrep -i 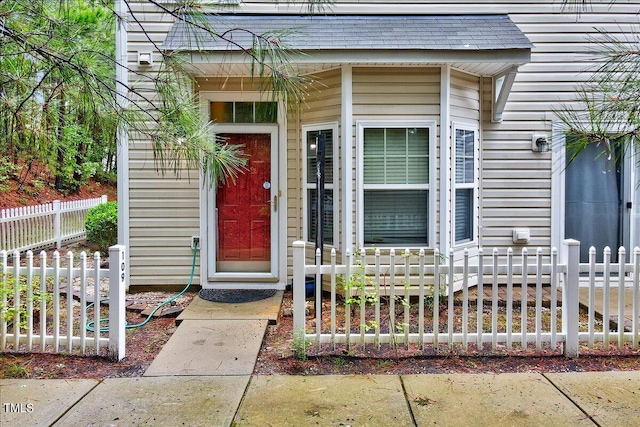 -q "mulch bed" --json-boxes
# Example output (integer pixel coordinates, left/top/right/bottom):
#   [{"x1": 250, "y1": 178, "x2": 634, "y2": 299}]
[{"x1": 254, "y1": 290, "x2": 640, "y2": 375}]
